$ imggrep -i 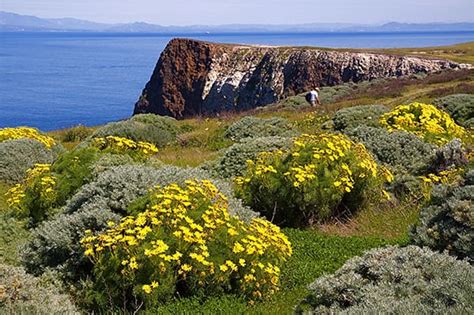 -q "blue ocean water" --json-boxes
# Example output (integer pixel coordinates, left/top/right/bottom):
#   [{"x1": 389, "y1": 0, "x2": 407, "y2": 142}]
[{"x1": 1, "y1": 31, "x2": 473, "y2": 131}]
